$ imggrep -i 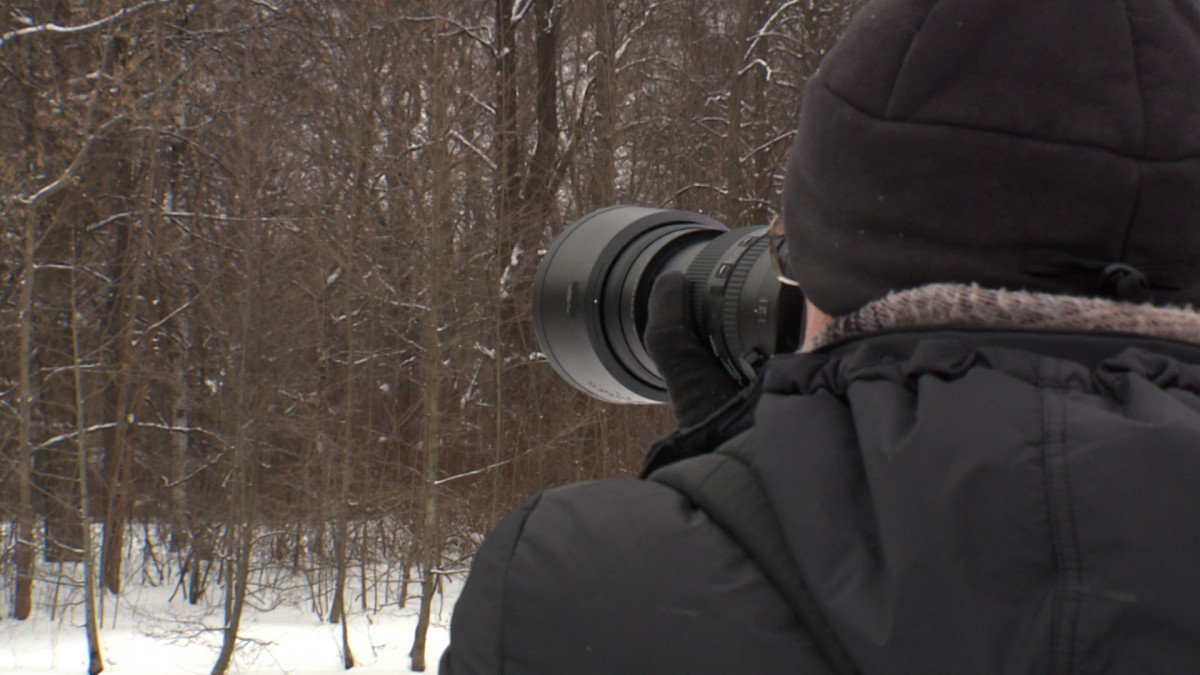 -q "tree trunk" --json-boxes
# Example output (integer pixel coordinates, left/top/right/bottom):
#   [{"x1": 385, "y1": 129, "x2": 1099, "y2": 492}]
[
  {"x1": 169, "y1": 311, "x2": 192, "y2": 554},
  {"x1": 409, "y1": 288, "x2": 444, "y2": 672},
  {"x1": 210, "y1": 507, "x2": 254, "y2": 675},
  {"x1": 528, "y1": 0, "x2": 561, "y2": 217},
  {"x1": 591, "y1": 0, "x2": 619, "y2": 206},
  {"x1": 100, "y1": 219, "x2": 141, "y2": 596},
  {"x1": 489, "y1": 0, "x2": 520, "y2": 528},
  {"x1": 13, "y1": 207, "x2": 37, "y2": 621},
  {"x1": 411, "y1": 19, "x2": 451, "y2": 669},
  {"x1": 330, "y1": 271, "x2": 355, "y2": 668},
  {"x1": 724, "y1": 1, "x2": 754, "y2": 225},
  {"x1": 211, "y1": 213, "x2": 265, "y2": 675},
  {"x1": 70, "y1": 226, "x2": 105, "y2": 674}
]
